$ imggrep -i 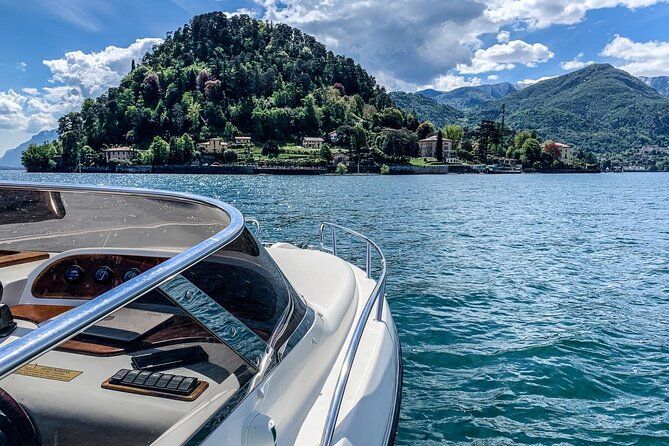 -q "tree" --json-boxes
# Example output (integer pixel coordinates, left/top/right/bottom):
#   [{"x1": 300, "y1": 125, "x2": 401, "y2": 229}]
[
  {"x1": 319, "y1": 145, "x2": 333, "y2": 162},
  {"x1": 58, "y1": 113, "x2": 84, "y2": 171},
  {"x1": 435, "y1": 130, "x2": 444, "y2": 162},
  {"x1": 379, "y1": 129, "x2": 418, "y2": 158},
  {"x1": 149, "y1": 136, "x2": 170, "y2": 165},
  {"x1": 514, "y1": 131, "x2": 532, "y2": 150},
  {"x1": 521, "y1": 138, "x2": 542, "y2": 165},
  {"x1": 543, "y1": 140, "x2": 561, "y2": 162},
  {"x1": 261, "y1": 140, "x2": 280, "y2": 157},
  {"x1": 474, "y1": 120, "x2": 501, "y2": 162},
  {"x1": 21, "y1": 143, "x2": 57, "y2": 172},
  {"x1": 442, "y1": 124, "x2": 463, "y2": 150},
  {"x1": 416, "y1": 121, "x2": 435, "y2": 140},
  {"x1": 222, "y1": 149, "x2": 238, "y2": 163},
  {"x1": 335, "y1": 162, "x2": 348, "y2": 174}
]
